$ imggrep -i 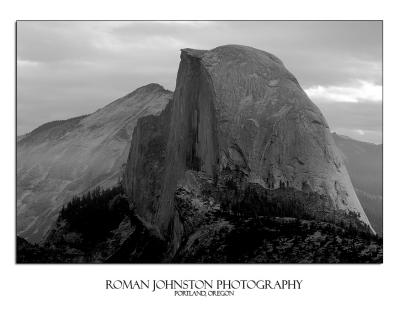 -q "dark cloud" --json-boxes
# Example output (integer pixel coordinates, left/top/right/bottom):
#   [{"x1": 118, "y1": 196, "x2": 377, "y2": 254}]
[{"x1": 17, "y1": 21, "x2": 382, "y2": 143}]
